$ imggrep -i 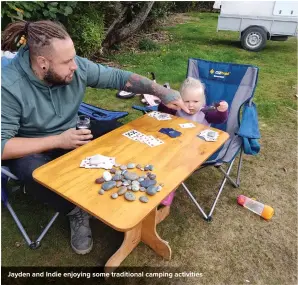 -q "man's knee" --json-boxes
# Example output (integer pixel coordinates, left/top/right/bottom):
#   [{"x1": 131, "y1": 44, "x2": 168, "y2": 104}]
[{"x1": 6, "y1": 153, "x2": 52, "y2": 182}]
